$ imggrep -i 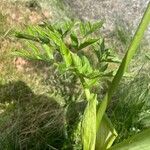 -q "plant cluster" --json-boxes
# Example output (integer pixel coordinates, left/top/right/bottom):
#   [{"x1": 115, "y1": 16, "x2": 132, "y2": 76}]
[{"x1": 12, "y1": 2, "x2": 150, "y2": 150}]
